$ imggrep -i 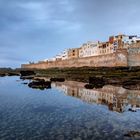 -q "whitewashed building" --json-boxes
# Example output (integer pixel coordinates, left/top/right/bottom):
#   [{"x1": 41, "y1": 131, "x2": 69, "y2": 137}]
[
  {"x1": 48, "y1": 57, "x2": 56, "y2": 62},
  {"x1": 79, "y1": 41, "x2": 99, "y2": 58},
  {"x1": 61, "y1": 49, "x2": 69, "y2": 60}
]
